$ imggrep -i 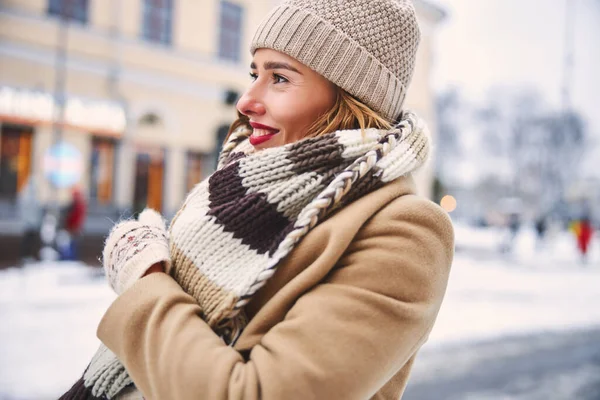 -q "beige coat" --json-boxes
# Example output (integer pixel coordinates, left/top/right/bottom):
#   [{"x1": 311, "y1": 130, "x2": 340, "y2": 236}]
[{"x1": 98, "y1": 175, "x2": 454, "y2": 400}]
